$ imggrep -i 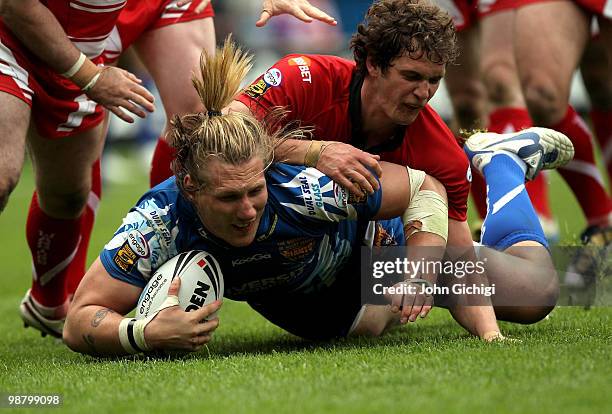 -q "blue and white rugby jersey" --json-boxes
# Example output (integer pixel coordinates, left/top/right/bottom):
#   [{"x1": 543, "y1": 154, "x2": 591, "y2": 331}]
[{"x1": 100, "y1": 163, "x2": 403, "y2": 301}]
